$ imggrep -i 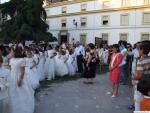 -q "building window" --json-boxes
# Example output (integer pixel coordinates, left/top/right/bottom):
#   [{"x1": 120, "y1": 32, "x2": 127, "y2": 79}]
[
  {"x1": 120, "y1": 14, "x2": 129, "y2": 26},
  {"x1": 61, "y1": 19, "x2": 67, "y2": 28},
  {"x1": 61, "y1": 7, "x2": 67, "y2": 13},
  {"x1": 80, "y1": 34, "x2": 86, "y2": 45},
  {"x1": 141, "y1": 33, "x2": 150, "y2": 41},
  {"x1": 81, "y1": 4, "x2": 87, "y2": 11},
  {"x1": 80, "y1": 17, "x2": 87, "y2": 27},
  {"x1": 102, "y1": 15, "x2": 109, "y2": 26},
  {"x1": 103, "y1": 1, "x2": 110, "y2": 9},
  {"x1": 144, "y1": 0, "x2": 150, "y2": 5},
  {"x1": 120, "y1": 33, "x2": 128, "y2": 41},
  {"x1": 121, "y1": 0, "x2": 130, "y2": 7},
  {"x1": 143, "y1": 12, "x2": 150, "y2": 25},
  {"x1": 102, "y1": 33, "x2": 108, "y2": 44}
]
